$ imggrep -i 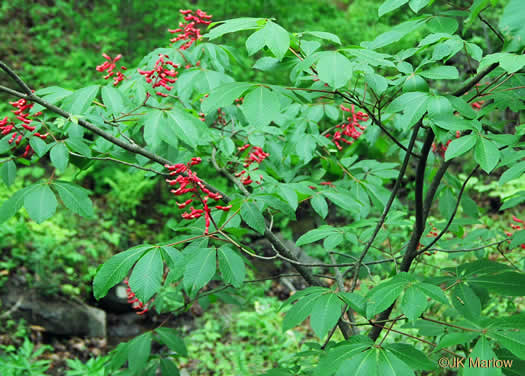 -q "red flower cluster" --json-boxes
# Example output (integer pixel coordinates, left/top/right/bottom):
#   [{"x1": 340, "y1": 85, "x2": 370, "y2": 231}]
[
  {"x1": 432, "y1": 130, "x2": 461, "y2": 158},
  {"x1": 138, "y1": 54, "x2": 180, "y2": 97},
  {"x1": 1, "y1": 98, "x2": 47, "y2": 158},
  {"x1": 325, "y1": 105, "x2": 368, "y2": 150},
  {"x1": 505, "y1": 215, "x2": 525, "y2": 250},
  {"x1": 166, "y1": 157, "x2": 231, "y2": 234},
  {"x1": 233, "y1": 144, "x2": 269, "y2": 186},
  {"x1": 123, "y1": 278, "x2": 149, "y2": 315},
  {"x1": 96, "y1": 53, "x2": 127, "y2": 86},
  {"x1": 169, "y1": 9, "x2": 212, "y2": 50}
]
